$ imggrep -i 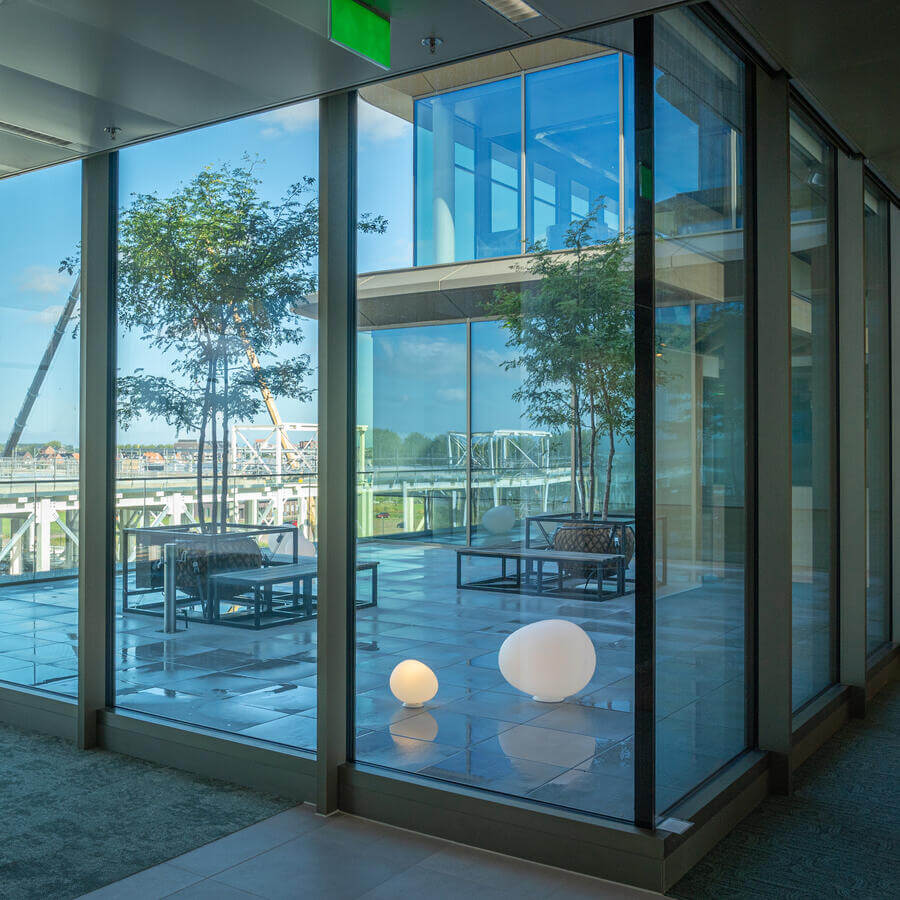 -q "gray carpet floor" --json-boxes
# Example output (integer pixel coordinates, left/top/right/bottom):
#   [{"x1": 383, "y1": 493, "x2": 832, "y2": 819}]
[
  {"x1": 0, "y1": 724, "x2": 292, "y2": 900},
  {"x1": 671, "y1": 677, "x2": 899, "y2": 899}
]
